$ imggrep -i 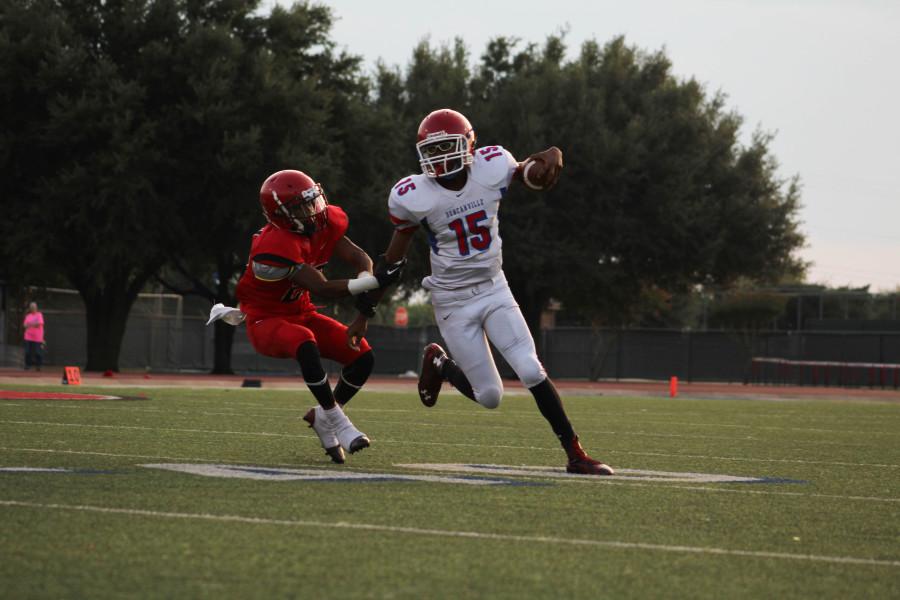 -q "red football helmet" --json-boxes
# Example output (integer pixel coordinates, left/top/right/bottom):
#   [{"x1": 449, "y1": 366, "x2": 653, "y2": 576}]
[
  {"x1": 259, "y1": 170, "x2": 328, "y2": 234},
  {"x1": 416, "y1": 109, "x2": 476, "y2": 178}
]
